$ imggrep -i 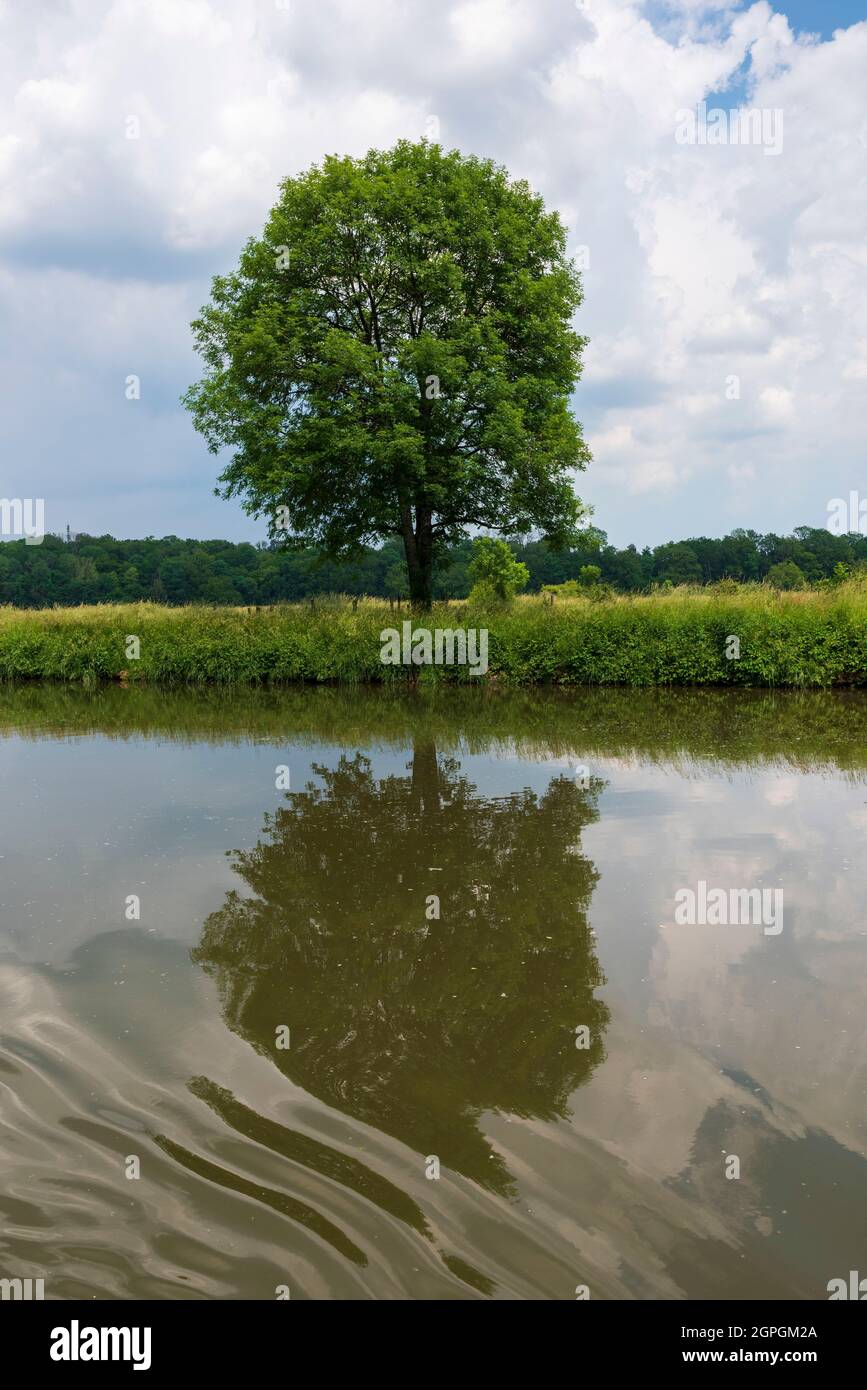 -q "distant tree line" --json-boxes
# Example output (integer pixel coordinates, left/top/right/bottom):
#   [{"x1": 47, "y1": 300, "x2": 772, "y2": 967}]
[{"x1": 1, "y1": 527, "x2": 865, "y2": 607}]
